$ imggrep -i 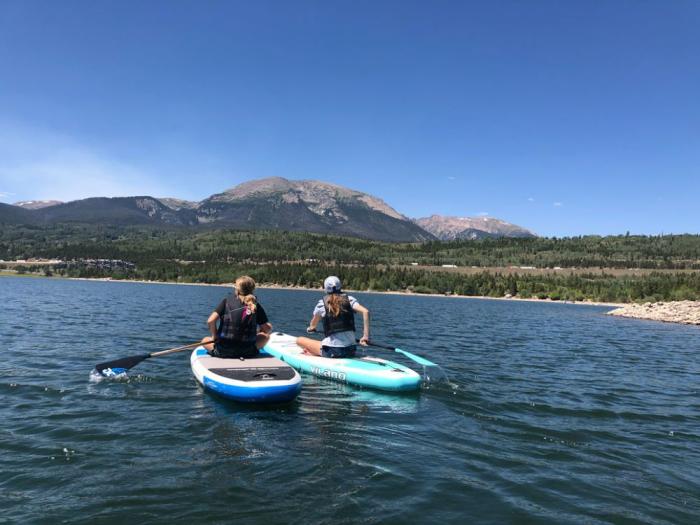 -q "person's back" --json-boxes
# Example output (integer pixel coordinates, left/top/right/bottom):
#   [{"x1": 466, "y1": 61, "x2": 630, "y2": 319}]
[
  {"x1": 296, "y1": 276, "x2": 370, "y2": 358},
  {"x1": 216, "y1": 292, "x2": 259, "y2": 356},
  {"x1": 201, "y1": 276, "x2": 273, "y2": 358}
]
